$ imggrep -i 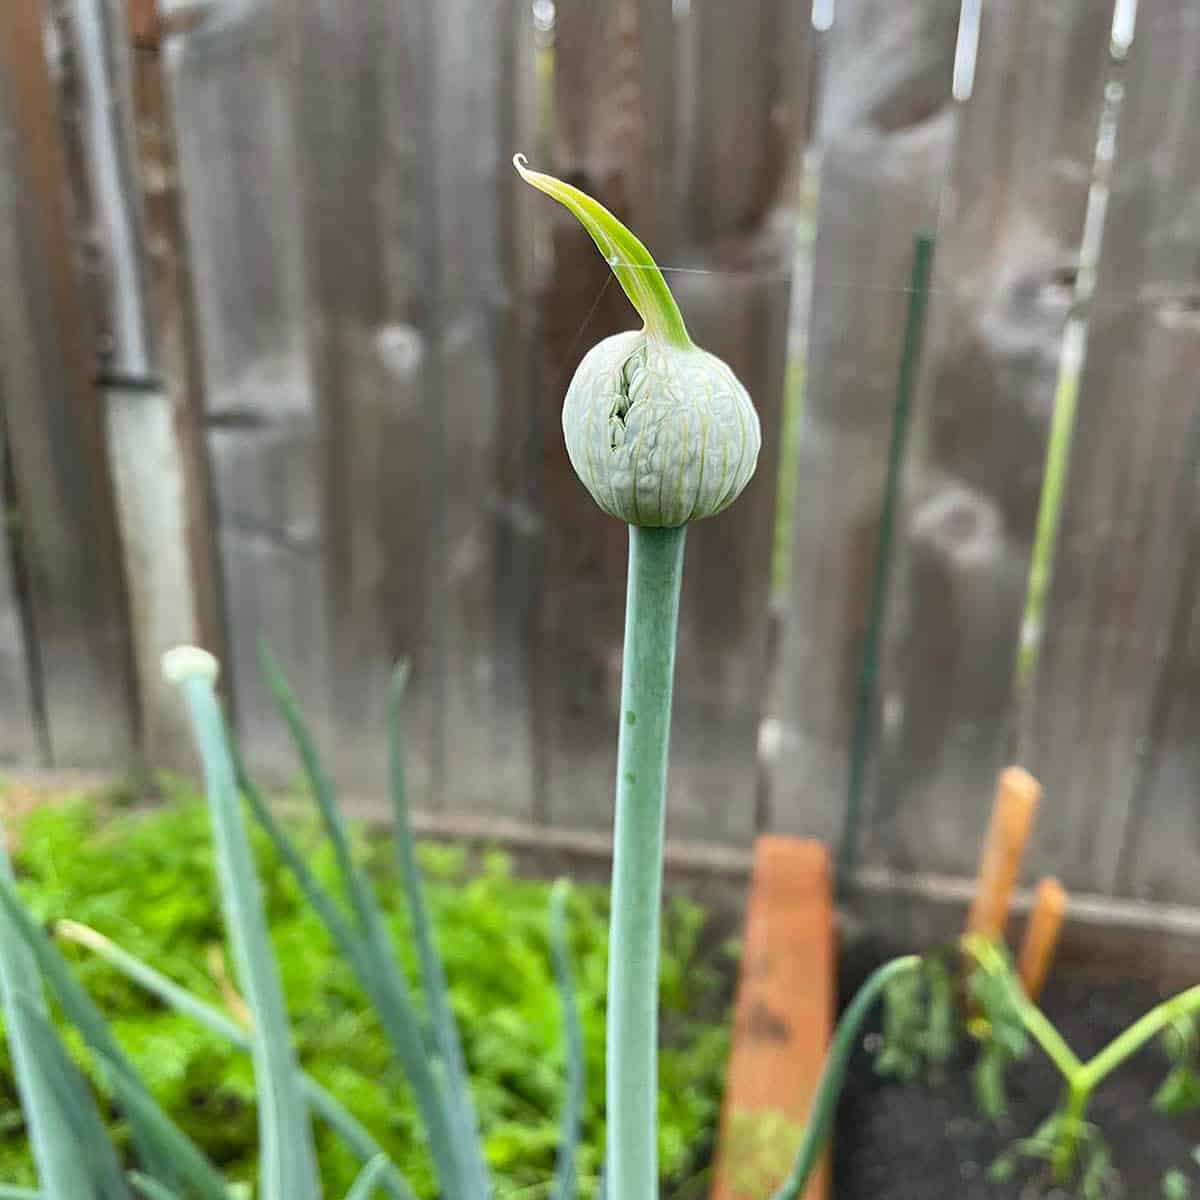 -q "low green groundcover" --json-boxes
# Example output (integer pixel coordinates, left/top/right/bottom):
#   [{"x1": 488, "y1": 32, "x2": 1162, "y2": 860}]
[{"x1": 0, "y1": 789, "x2": 731, "y2": 1197}]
